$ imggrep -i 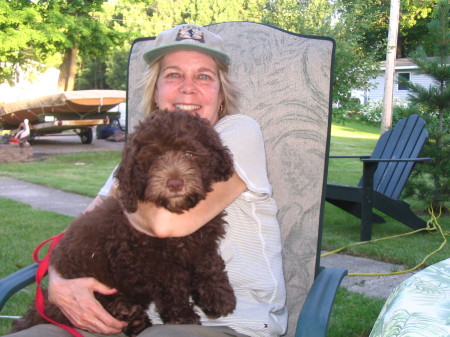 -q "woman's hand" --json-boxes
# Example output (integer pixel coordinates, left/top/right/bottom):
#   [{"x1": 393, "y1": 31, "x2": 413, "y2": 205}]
[{"x1": 48, "y1": 267, "x2": 127, "y2": 334}]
